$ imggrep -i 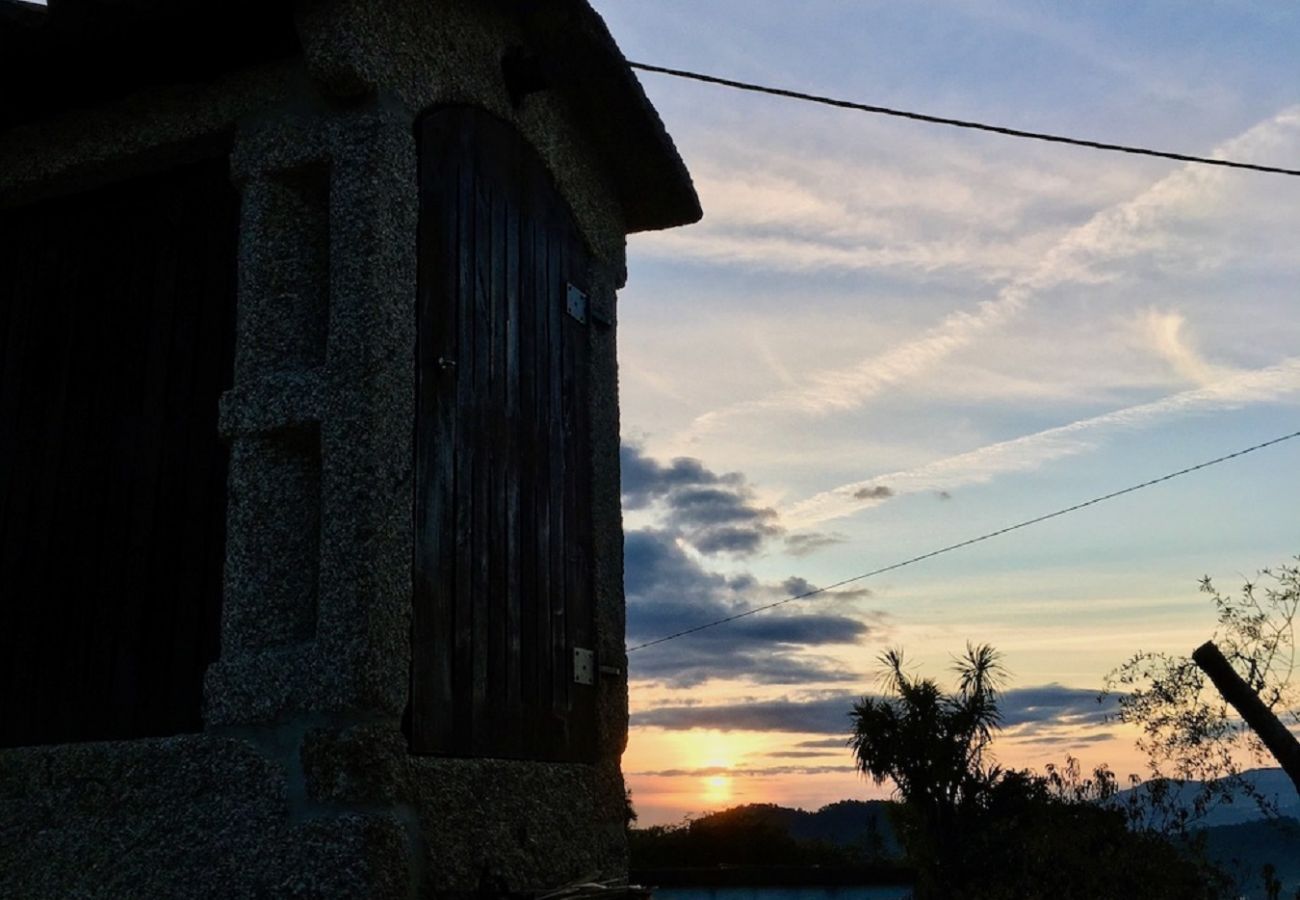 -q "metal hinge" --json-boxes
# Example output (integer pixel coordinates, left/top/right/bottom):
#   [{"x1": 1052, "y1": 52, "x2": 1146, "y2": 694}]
[
  {"x1": 573, "y1": 647, "x2": 595, "y2": 685},
  {"x1": 566, "y1": 284, "x2": 588, "y2": 324}
]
